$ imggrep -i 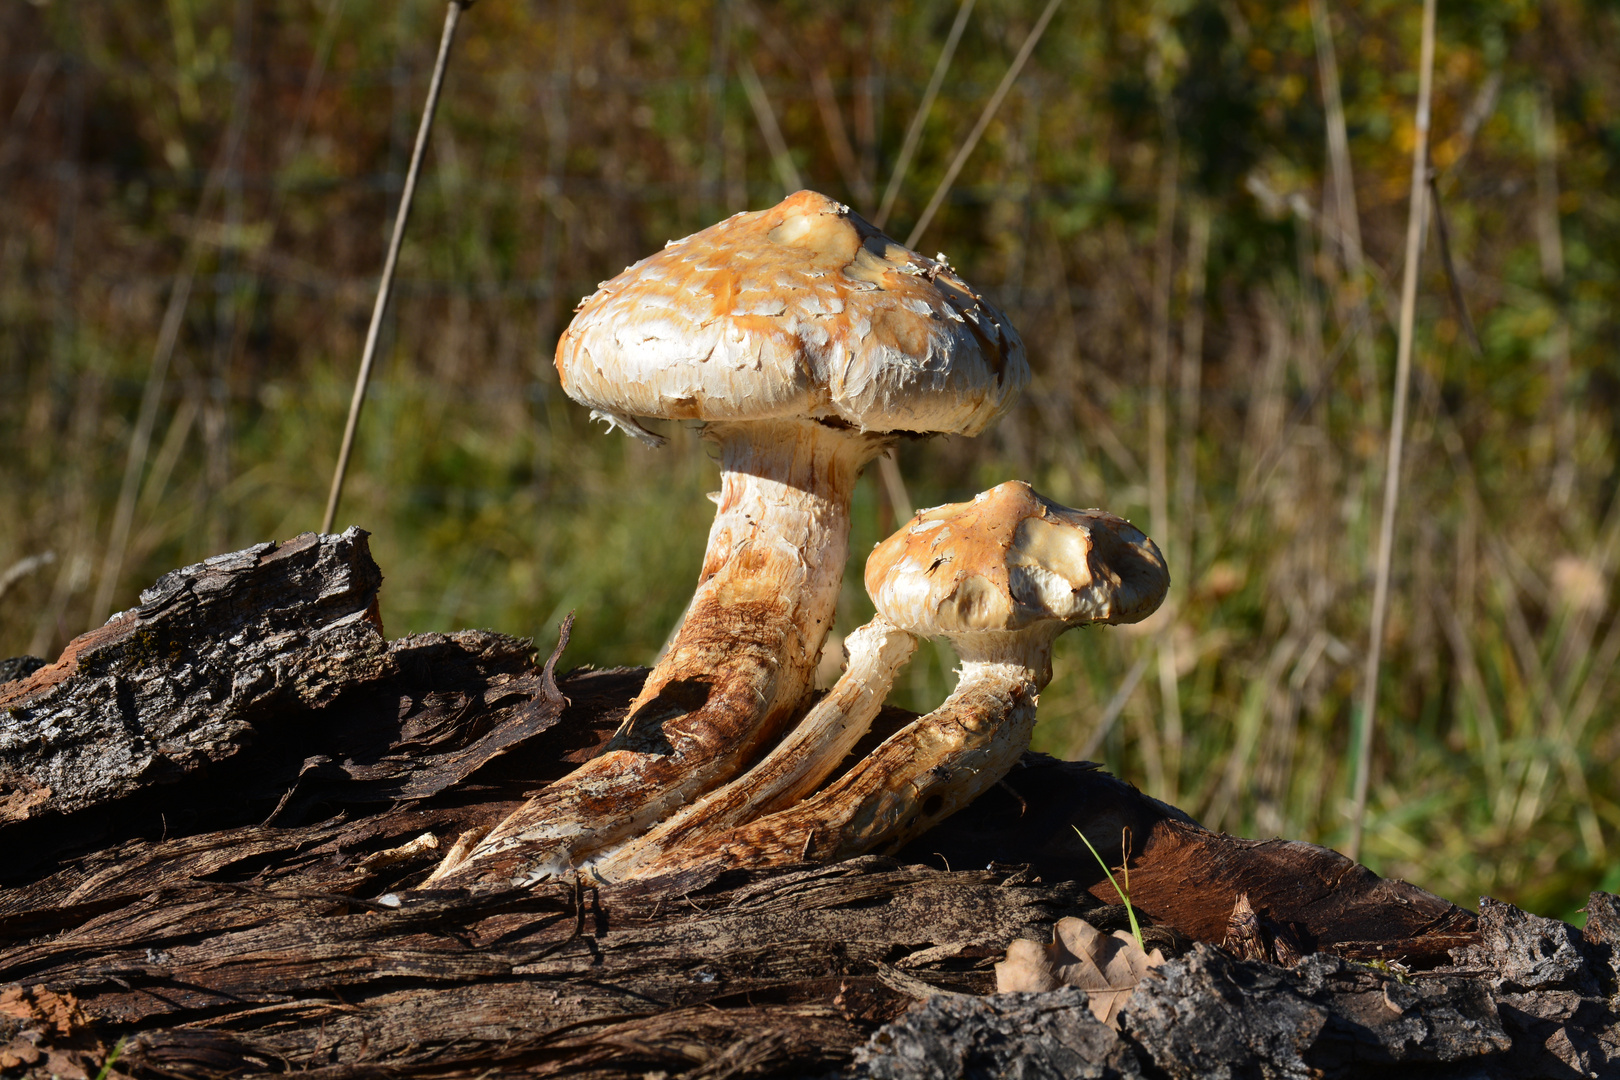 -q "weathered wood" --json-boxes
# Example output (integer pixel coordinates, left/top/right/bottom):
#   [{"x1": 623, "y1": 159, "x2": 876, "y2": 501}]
[
  {"x1": 892, "y1": 756, "x2": 1476, "y2": 965},
  {"x1": 854, "y1": 896, "x2": 1620, "y2": 1079},
  {"x1": 1, "y1": 852, "x2": 1099, "y2": 1077},
  {"x1": 3, "y1": 535, "x2": 1613, "y2": 1079},
  {"x1": 1, "y1": 529, "x2": 391, "y2": 825}
]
